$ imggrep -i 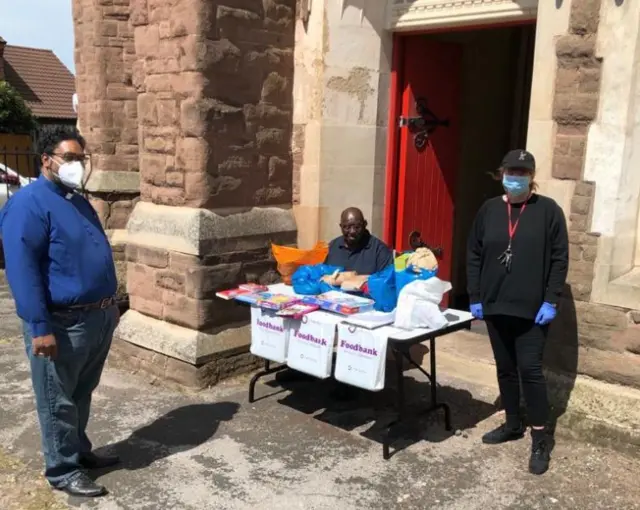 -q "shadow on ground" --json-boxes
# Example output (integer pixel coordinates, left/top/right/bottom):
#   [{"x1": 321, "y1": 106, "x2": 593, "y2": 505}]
[
  {"x1": 91, "y1": 402, "x2": 239, "y2": 478},
  {"x1": 259, "y1": 352, "x2": 496, "y2": 458}
]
